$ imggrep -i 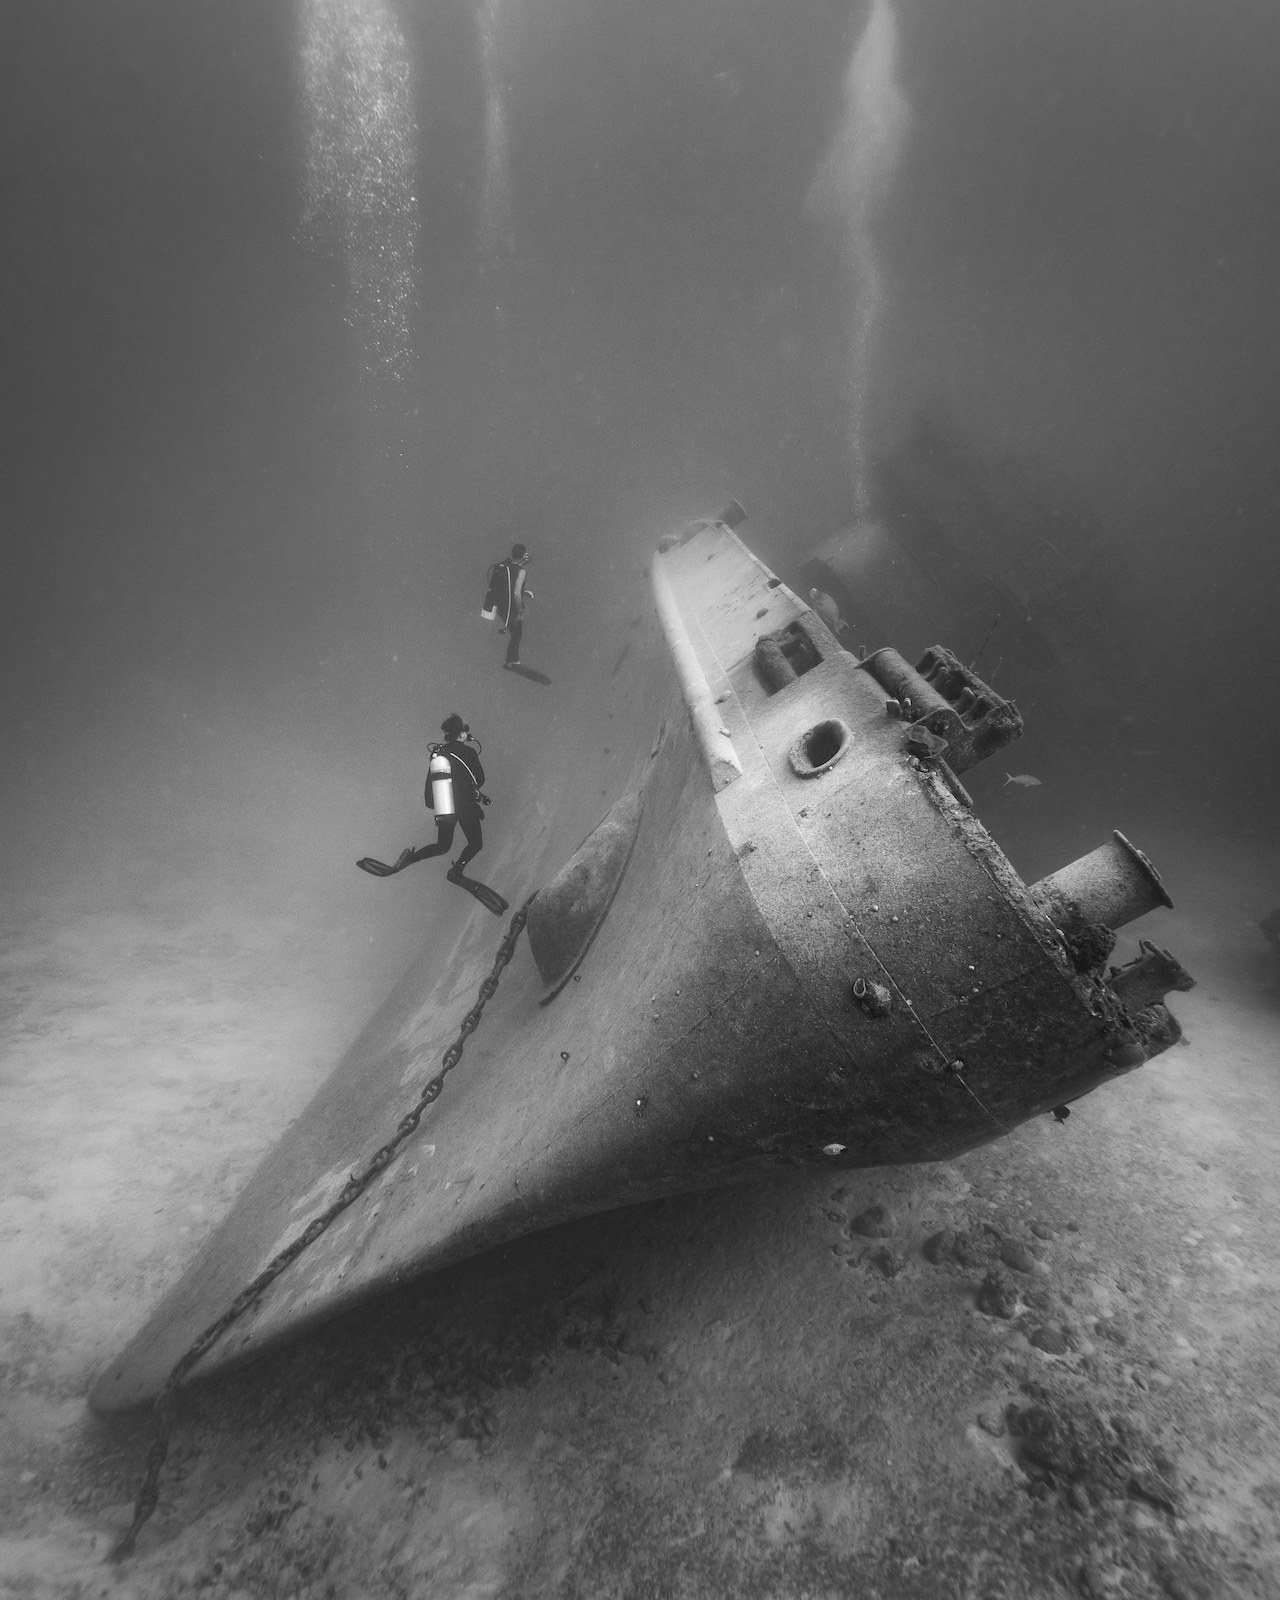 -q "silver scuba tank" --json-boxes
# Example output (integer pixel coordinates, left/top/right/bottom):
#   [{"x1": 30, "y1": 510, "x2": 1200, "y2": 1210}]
[{"x1": 429, "y1": 750, "x2": 455, "y2": 821}]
